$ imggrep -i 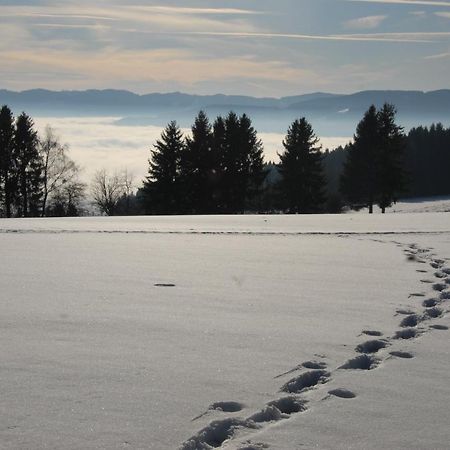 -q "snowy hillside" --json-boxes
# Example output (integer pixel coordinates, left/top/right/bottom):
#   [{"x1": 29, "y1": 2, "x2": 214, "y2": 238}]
[{"x1": 1, "y1": 213, "x2": 449, "y2": 449}]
